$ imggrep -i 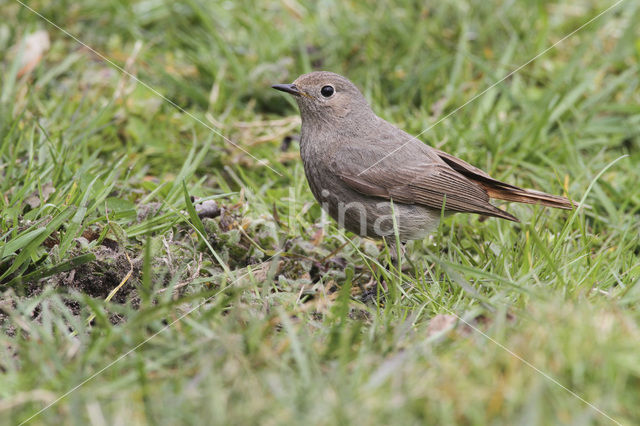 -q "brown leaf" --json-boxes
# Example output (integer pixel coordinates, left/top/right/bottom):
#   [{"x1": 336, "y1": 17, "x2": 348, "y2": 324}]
[
  {"x1": 426, "y1": 314, "x2": 457, "y2": 337},
  {"x1": 15, "y1": 31, "x2": 50, "y2": 78},
  {"x1": 24, "y1": 182, "x2": 55, "y2": 209}
]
